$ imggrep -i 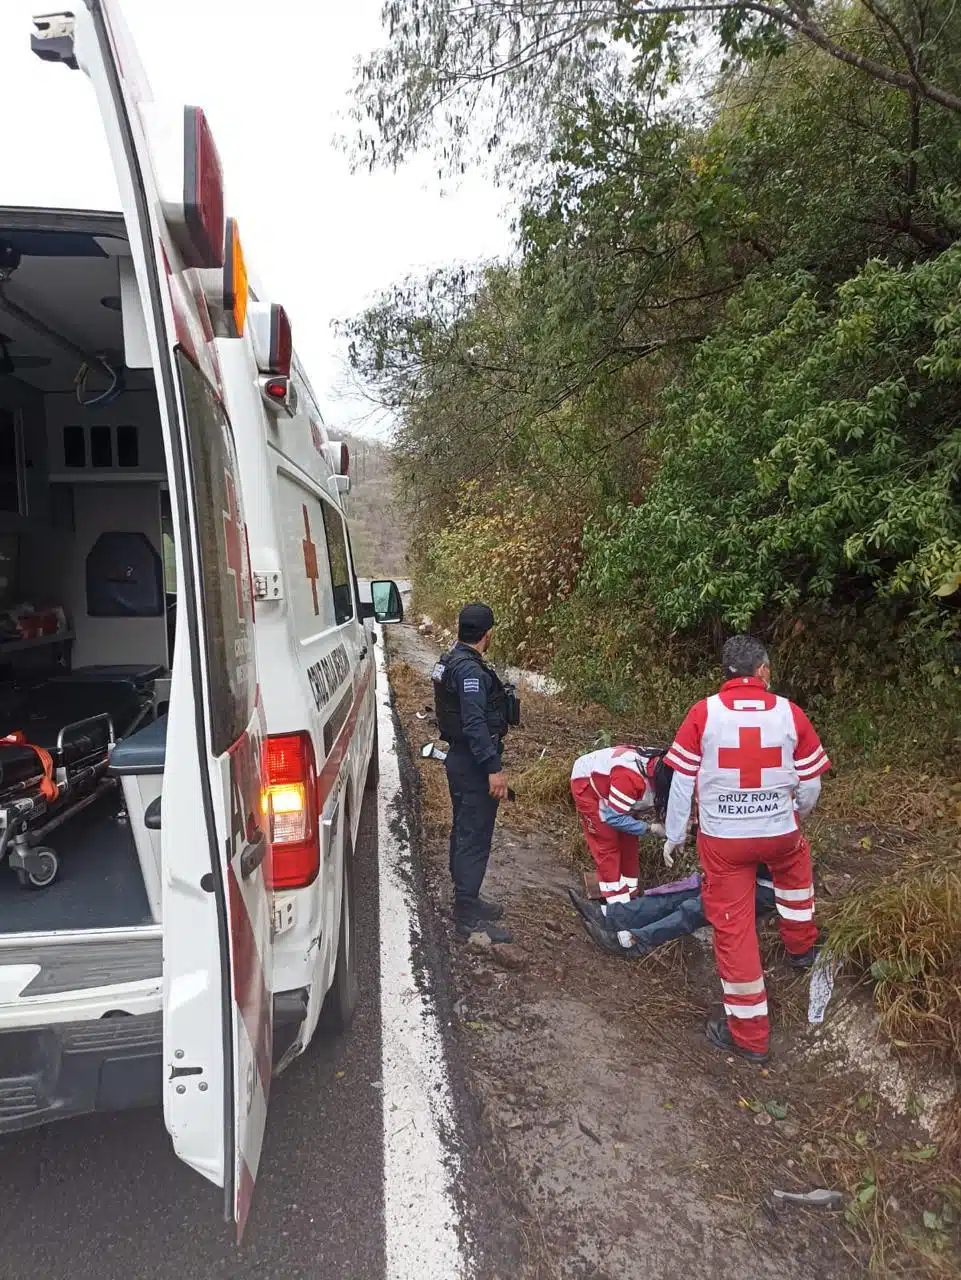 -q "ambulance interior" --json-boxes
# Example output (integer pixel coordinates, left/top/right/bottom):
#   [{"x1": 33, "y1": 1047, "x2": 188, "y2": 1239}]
[{"x1": 0, "y1": 213, "x2": 174, "y2": 933}]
